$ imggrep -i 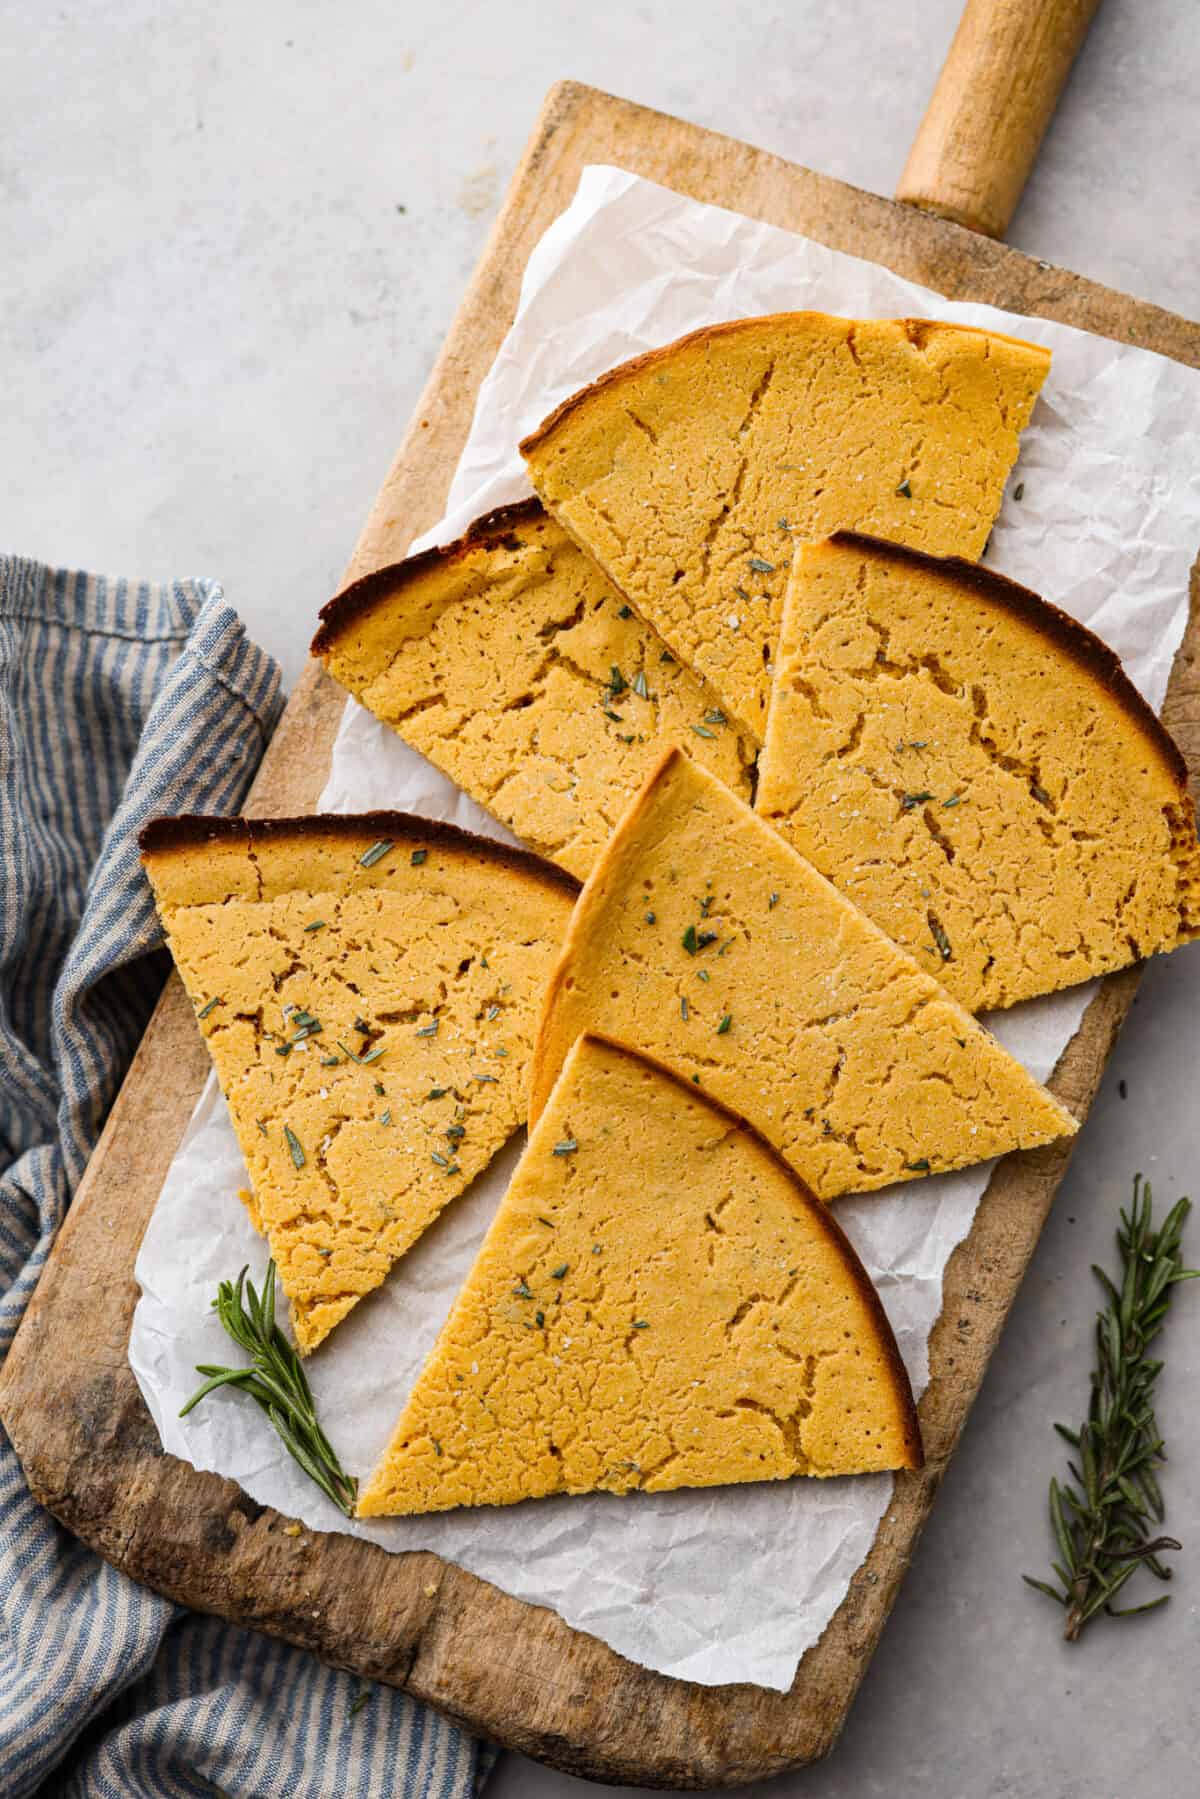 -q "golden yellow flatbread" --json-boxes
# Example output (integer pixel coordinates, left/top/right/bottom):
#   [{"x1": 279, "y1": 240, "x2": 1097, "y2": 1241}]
[
  {"x1": 358, "y1": 1032, "x2": 922, "y2": 1518},
  {"x1": 311, "y1": 500, "x2": 754, "y2": 879},
  {"x1": 521, "y1": 312, "x2": 1049, "y2": 740},
  {"x1": 757, "y1": 533, "x2": 1200, "y2": 1011},
  {"x1": 141, "y1": 812, "x2": 577, "y2": 1352},
  {"x1": 529, "y1": 749, "x2": 1075, "y2": 1199}
]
